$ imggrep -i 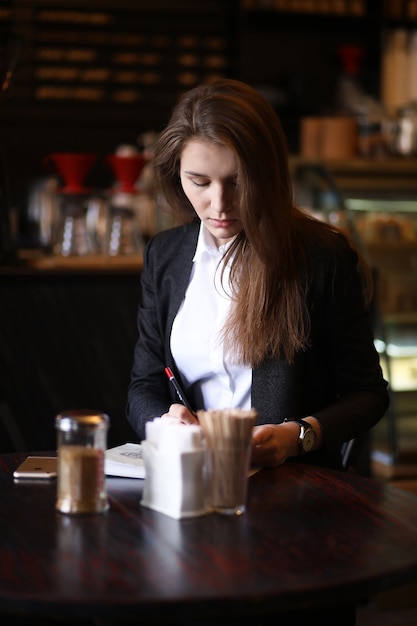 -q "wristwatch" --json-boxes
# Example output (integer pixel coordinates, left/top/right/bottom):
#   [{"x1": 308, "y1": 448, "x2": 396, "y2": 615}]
[{"x1": 284, "y1": 418, "x2": 316, "y2": 454}]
